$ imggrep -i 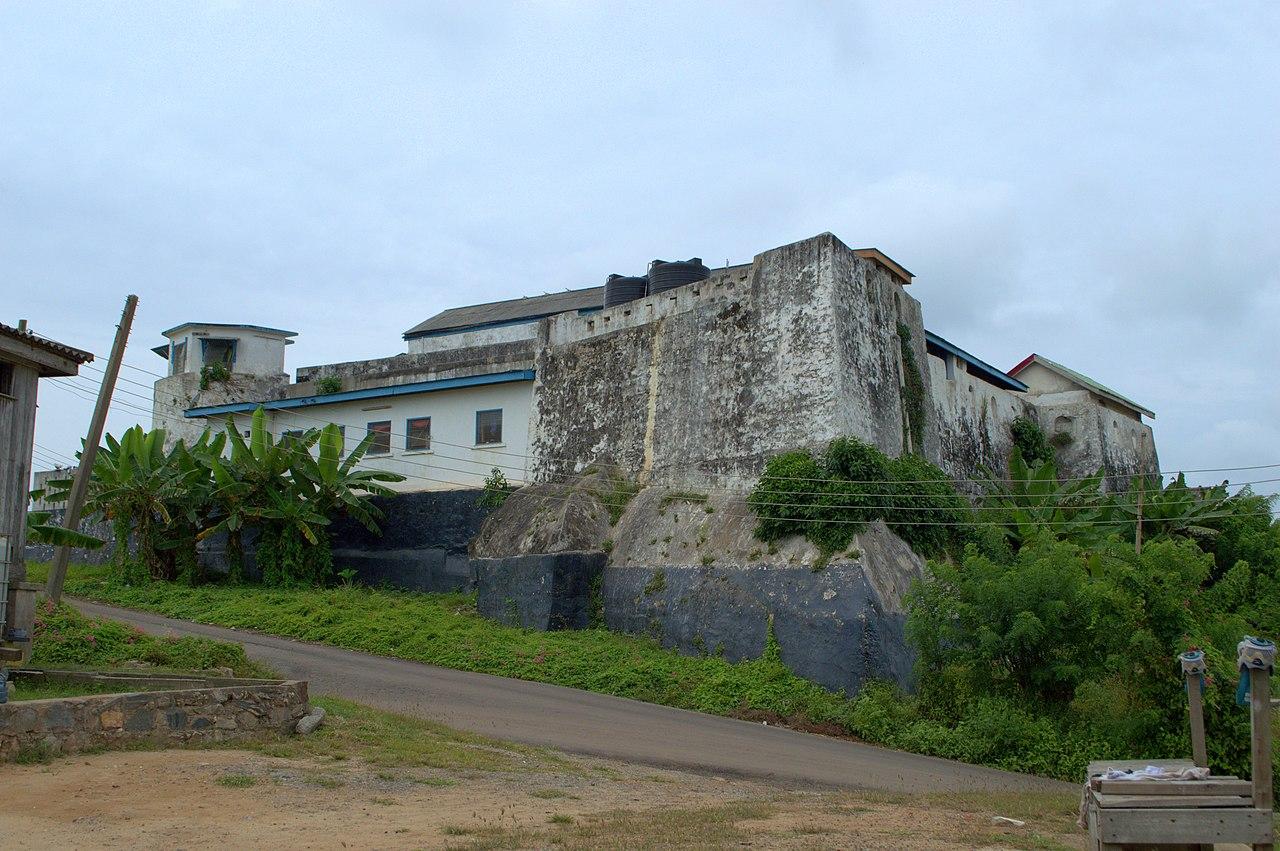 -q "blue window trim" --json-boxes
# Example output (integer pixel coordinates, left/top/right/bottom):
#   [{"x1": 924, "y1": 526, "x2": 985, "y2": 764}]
[{"x1": 184, "y1": 369, "x2": 535, "y2": 418}]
